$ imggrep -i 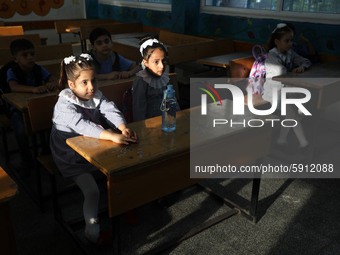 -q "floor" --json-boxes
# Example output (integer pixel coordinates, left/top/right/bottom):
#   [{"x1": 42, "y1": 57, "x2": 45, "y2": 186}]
[
  {"x1": 2, "y1": 119, "x2": 340, "y2": 255},
  {"x1": 1, "y1": 30, "x2": 340, "y2": 255}
]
